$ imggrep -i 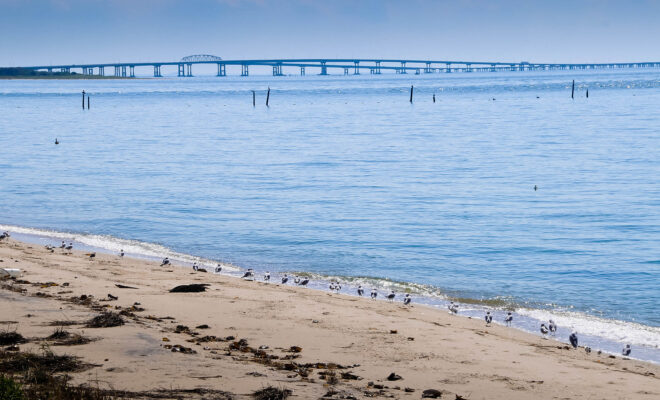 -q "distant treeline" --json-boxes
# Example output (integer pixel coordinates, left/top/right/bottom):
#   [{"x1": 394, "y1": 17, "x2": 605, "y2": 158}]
[{"x1": 0, "y1": 67, "x2": 77, "y2": 77}]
